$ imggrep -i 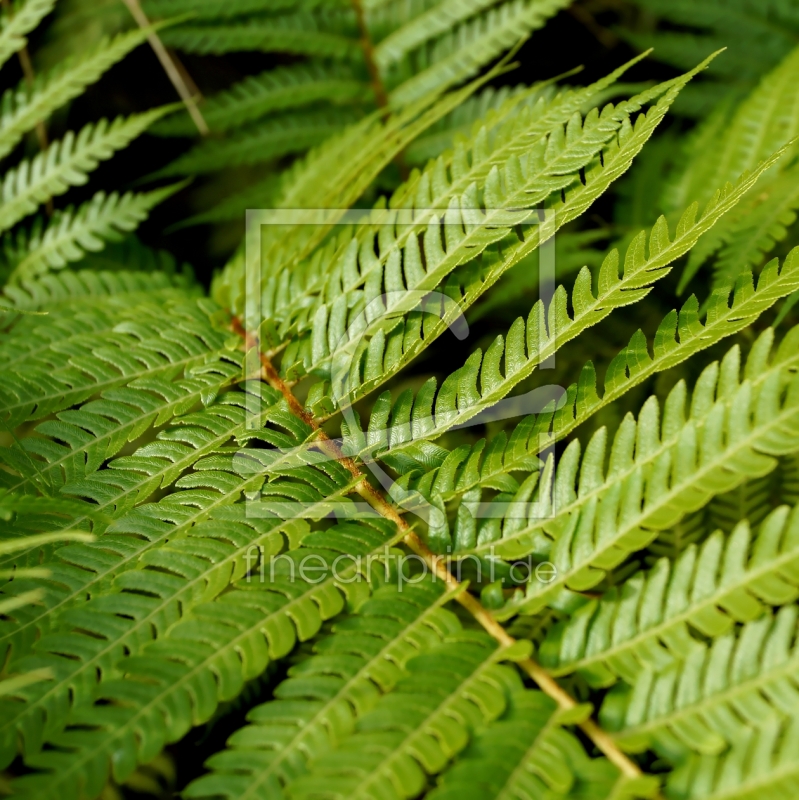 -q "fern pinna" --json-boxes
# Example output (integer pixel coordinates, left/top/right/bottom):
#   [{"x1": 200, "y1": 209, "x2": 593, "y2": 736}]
[{"x1": 3, "y1": 0, "x2": 799, "y2": 799}]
